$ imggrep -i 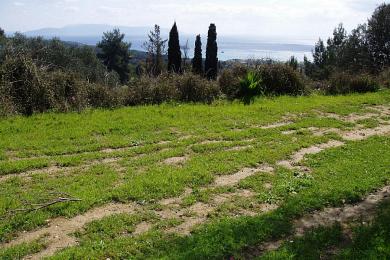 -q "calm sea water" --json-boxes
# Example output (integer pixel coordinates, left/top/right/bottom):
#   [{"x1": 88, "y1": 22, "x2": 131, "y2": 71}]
[{"x1": 56, "y1": 35, "x2": 313, "y2": 61}]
